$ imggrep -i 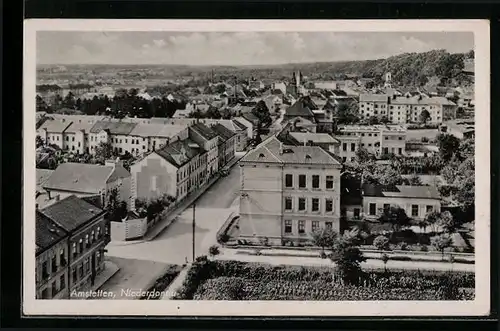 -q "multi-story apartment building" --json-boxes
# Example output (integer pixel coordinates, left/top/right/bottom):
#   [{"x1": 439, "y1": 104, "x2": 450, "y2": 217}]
[
  {"x1": 336, "y1": 125, "x2": 407, "y2": 157},
  {"x1": 188, "y1": 123, "x2": 219, "y2": 178},
  {"x1": 358, "y1": 94, "x2": 390, "y2": 119},
  {"x1": 357, "y1": 94, "x2": 458, "y2": 124},
  {"x1": 130, "y1": 137, "x2": 206, "y2": 209},
  {"x1": 36, "y1": 195, "x2": 110, "y2": 299},
  {"x1": 361, "y1": 184, "x2": 441, "y2": 221},
  {"x1": 37, "y1": 120, "x2": 73, "y2": 150},
  {"x1": 239, "y1": 136, "x2": 342, "y2": 245},
  {"x1": 211, "y1": 123, "x2": 236, "y2": 169}
]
